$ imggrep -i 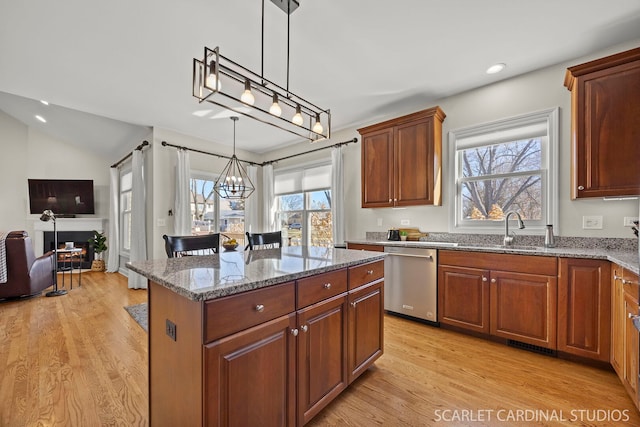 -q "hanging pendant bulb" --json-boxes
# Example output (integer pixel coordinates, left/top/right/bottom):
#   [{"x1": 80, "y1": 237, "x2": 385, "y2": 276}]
[
  {"x1": 213, "y1": 117, "x2": 255, "y2": 200},
  {"x1": 312, "y1": 113, "x2": 323, "y2": 134},
  {"x1": 240, "y1": 79, "x2": 255, "y2": 105},
  {"x1": 269, "y1": 93, "x2": 282, "y2": 117},
  {"x1": 292, "y1": 104, "x2": 304, "y2": 126},
  {"x1": 206, "y1": 60, "x2": 222, "y2": 91}
]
